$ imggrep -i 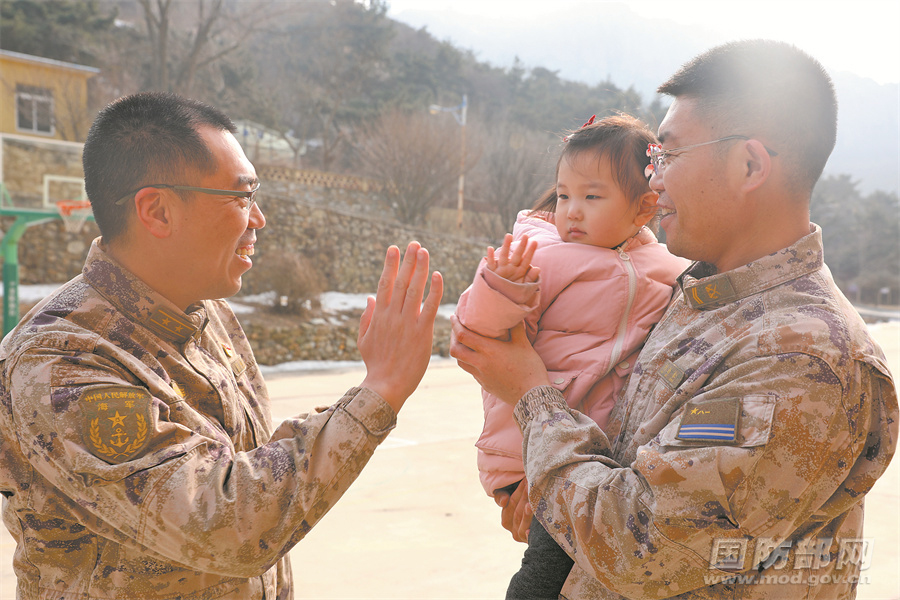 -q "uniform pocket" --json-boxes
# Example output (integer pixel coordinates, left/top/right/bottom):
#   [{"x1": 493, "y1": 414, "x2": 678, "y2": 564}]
[{"x1": 735, "y1": 395, "x2": 776, "y2": 446}]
